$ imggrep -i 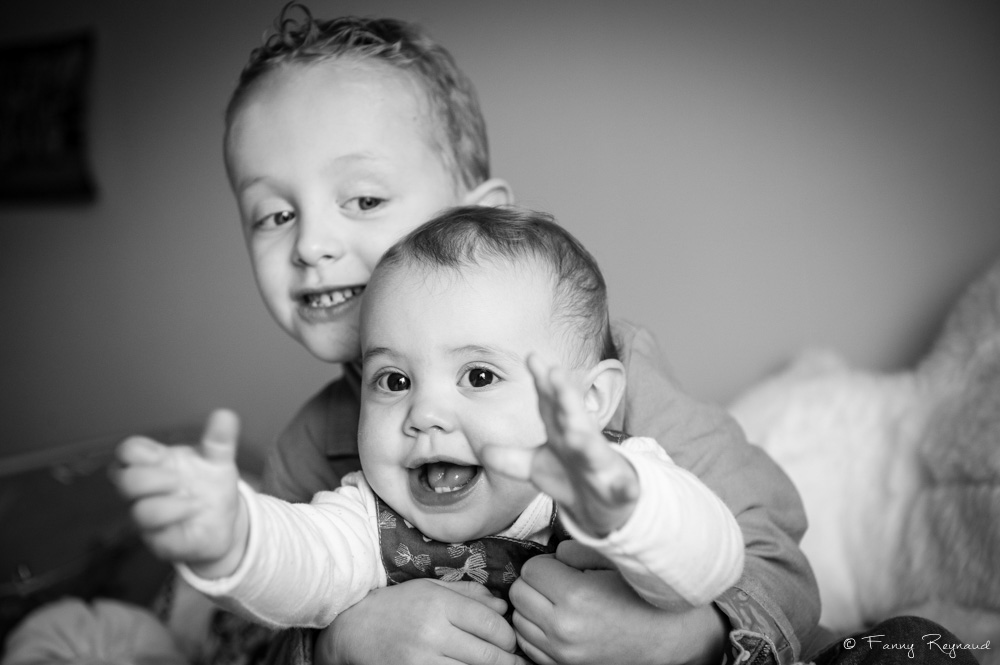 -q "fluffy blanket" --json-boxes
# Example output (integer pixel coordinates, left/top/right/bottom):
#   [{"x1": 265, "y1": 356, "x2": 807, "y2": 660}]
[{"x1": 730, "y1": 257, "x2": 1000, "y2": 652}]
